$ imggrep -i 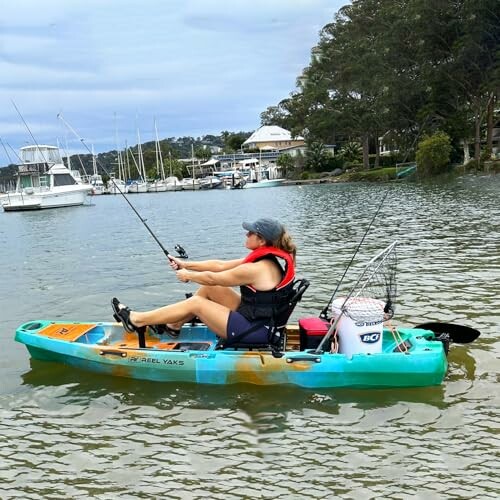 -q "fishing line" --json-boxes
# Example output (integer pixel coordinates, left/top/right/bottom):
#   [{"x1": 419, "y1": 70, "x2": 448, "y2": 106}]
[
  {"x1": 319, "y1": 118, "x2": 430, "y2": 321},
  {"x1": 319, "y1": 189, "x2": 390, "y2": 319},
  {"x1": 57, "y1": 113, "x2": 177, "y2": 261}
]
